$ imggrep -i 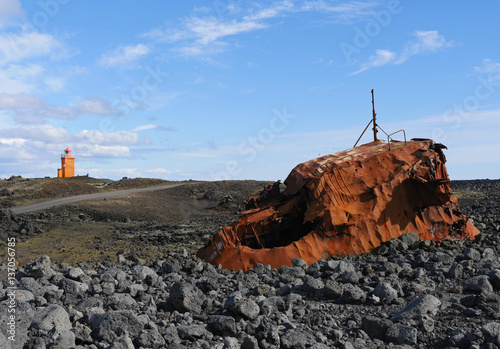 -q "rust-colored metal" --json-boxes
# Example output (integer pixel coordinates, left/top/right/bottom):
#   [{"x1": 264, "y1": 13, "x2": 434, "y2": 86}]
[{"x1": 196, "y1": 139, "x2": 479, "y2": 271}]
